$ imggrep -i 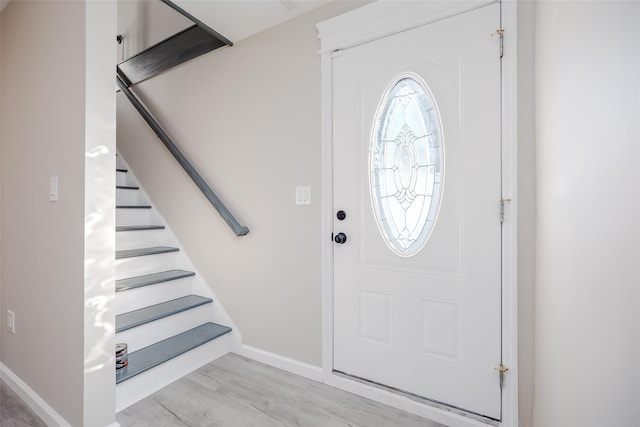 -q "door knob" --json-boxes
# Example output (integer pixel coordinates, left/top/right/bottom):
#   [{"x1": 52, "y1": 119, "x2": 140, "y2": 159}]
[{"x1": 334, "y1": 232, "x2": 347, "y2": 244}]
